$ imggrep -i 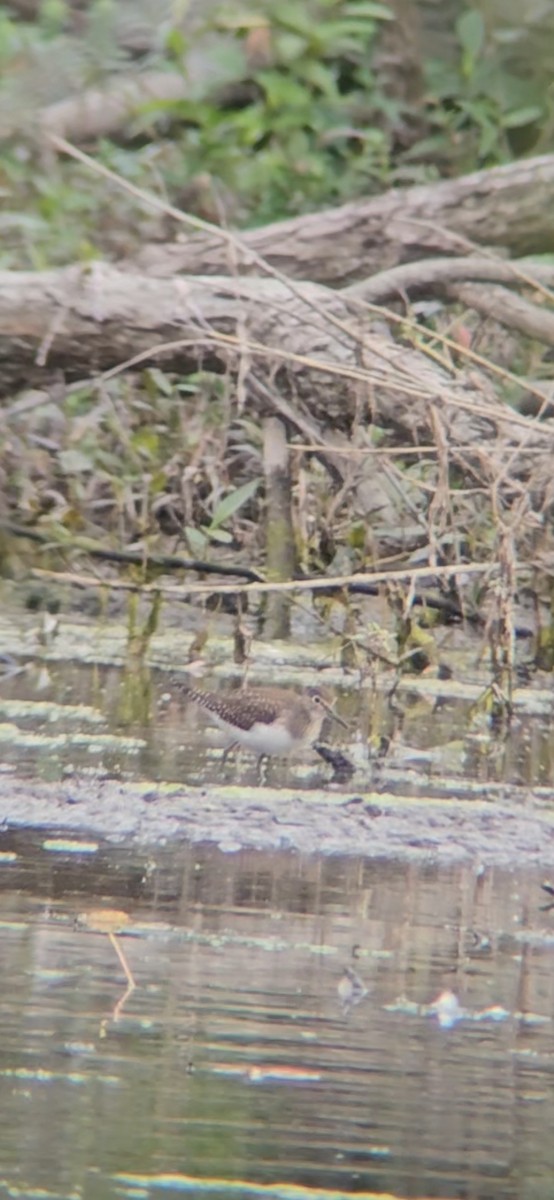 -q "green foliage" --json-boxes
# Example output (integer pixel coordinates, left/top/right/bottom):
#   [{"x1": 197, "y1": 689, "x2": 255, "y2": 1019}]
[
  {"x1": 421, "y1": 8, "x2": 546, "y2": 169},
  {"x1": 38, "y1": 0, "x2": 70, "y2": 39},
  {"x1": 2, "y1": 0, "x2": 393, "y2": 249},
  {"x1": 185, "y1": 477, "x2": 261, "y2": 552},
  {"x1": 162, "y1": 0, "x2": 394, "y2": 221},
  {"x1": 1, "y1": 363, "x2": 265, "y2": 567},
  {"x1": 0, "y1": 1, "x2": 552, "y2": 264},
  {"x1": 0, "y1": 7, "x2": 22, "y2": 64}
]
